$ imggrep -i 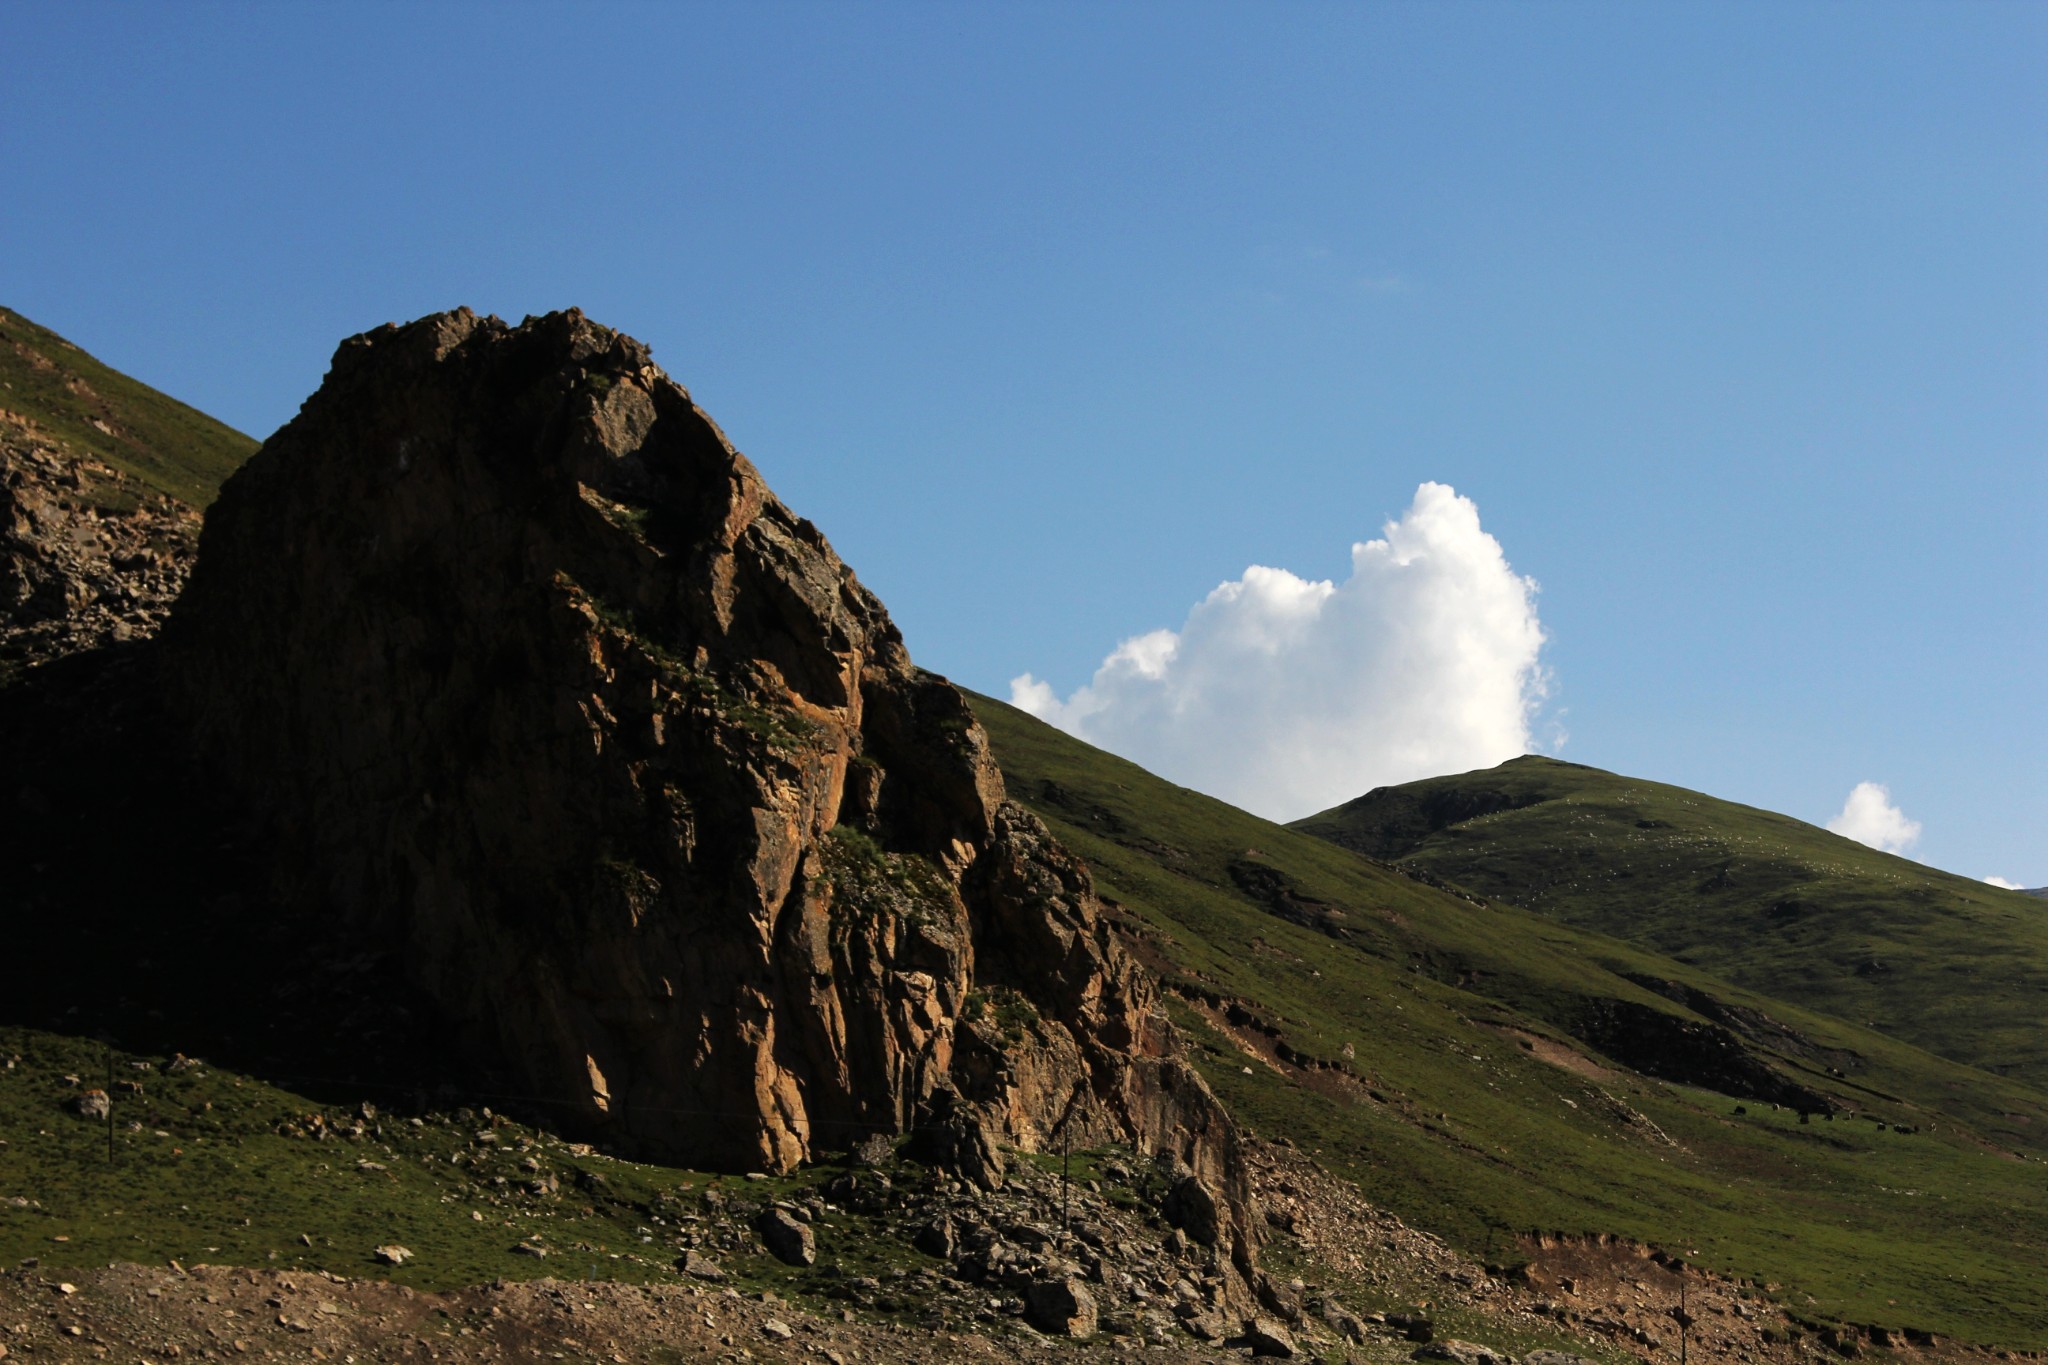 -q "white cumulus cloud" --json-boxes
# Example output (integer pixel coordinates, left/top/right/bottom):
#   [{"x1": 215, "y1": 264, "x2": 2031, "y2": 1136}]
[
  {"x1": 1010, "y1": 481, "x2": 1548, "y2": 821},
  {"x1": 1825, "y1": 782, "x2": 1922, "y2": 855},
  {"x1": 1984, "y1": 876, "x2": 2024, "y2": 890}
]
